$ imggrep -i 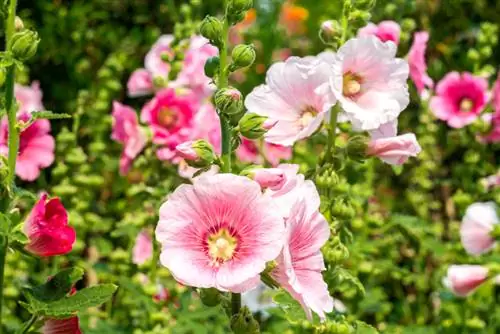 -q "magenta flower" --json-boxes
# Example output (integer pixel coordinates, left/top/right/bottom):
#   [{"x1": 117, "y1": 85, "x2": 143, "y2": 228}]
[
  {"x1": 483, "y1": 74, "x2": 500, "y2": 142},
  {"x1": 24, "y1": 193, "x2": 75, "y2": 257},
  {"x1": 111, "y1": 101, "x2": 147, "y2": 175},
  {"x1": 144, "y1": 35, "x2": 174, "y2": 78},
  {"x1": 141, "y1": 88, "x2": 197, "y2": 162},
  {"x1": 430, "y1": 72, "x2": 488, "y2": 128},
  {"x1": 444, "y1": 265, "x2": 489, "y2": 297},
  {"x1": 42, "y1": 317, "x2": 81, "y2": 334},
  {"x1": 460, "y1": 202, "x2": 498, "y2": 255},
  {"x1": 408, "y1": 31, "x2": 434, "y2": 96},
  {"x1": 14, "y1": 81, "x2": 44, "y2": 114},
  {"x1": 133, "y1": 230, "x2": 153, "y2": 265},
  {"x1": 236, "y1": 138, "x2": 292, "y2": 166},
  {"x1": 358, "y1": 21, "x2": 401, "y2": 45},
  {"x1": 155, "y1": 174, "x2": 285, "y2": 292},
  {"x1": 245, "y1": 56, "x2": 336, "y2": 146},
  {"x1": 367, "y1": 133, "x2": 421, "y2": 165},
  {"x1": 127, "y1": 69, "x2": 154, "y2": 97}
]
